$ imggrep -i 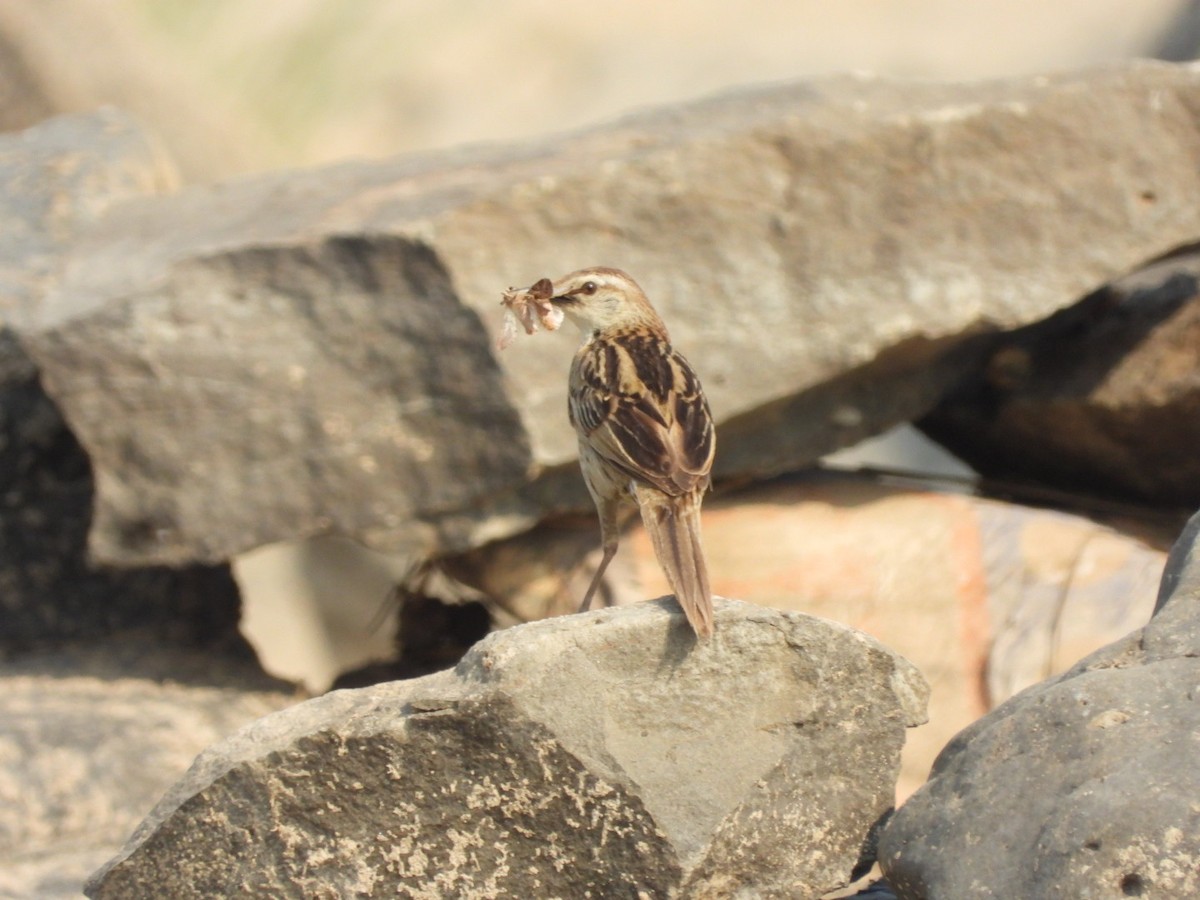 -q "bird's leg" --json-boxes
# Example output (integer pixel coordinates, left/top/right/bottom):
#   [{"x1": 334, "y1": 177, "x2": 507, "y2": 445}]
[
  {"x1": 578, "y1": 540, "x2": 617, "y2": 612},
  {"x1": 578, "y1": 497, "x2": 623, "y2": 612}
]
